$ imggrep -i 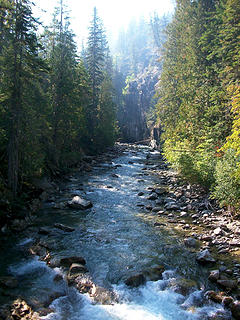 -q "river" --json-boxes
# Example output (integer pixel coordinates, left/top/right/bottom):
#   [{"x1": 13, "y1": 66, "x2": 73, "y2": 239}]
[{"x1": 0, "y1": 145, "x2": 232, "y2": 319}]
